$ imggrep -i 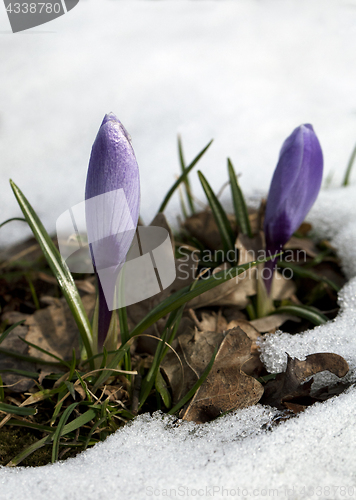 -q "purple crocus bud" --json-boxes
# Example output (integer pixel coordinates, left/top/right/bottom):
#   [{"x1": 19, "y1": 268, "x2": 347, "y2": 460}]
[
  {"x1": 263, "y1": 124, "x2": 323, "y2": 290},
  {"x1": 85, "y1": 113, "x2": 140, "y2": 347}
]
